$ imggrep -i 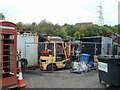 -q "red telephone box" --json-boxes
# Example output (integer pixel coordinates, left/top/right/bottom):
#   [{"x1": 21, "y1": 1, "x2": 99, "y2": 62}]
[{"x1": 0, "y1": 21, "x2": 18, "y2": 89}]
